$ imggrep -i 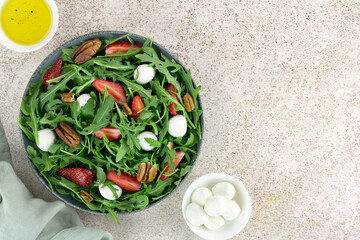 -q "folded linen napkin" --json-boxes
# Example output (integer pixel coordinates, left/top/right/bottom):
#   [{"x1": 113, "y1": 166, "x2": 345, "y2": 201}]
[{"x1": 0, "y1": 122, "x2": 113, "y2": 240}]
